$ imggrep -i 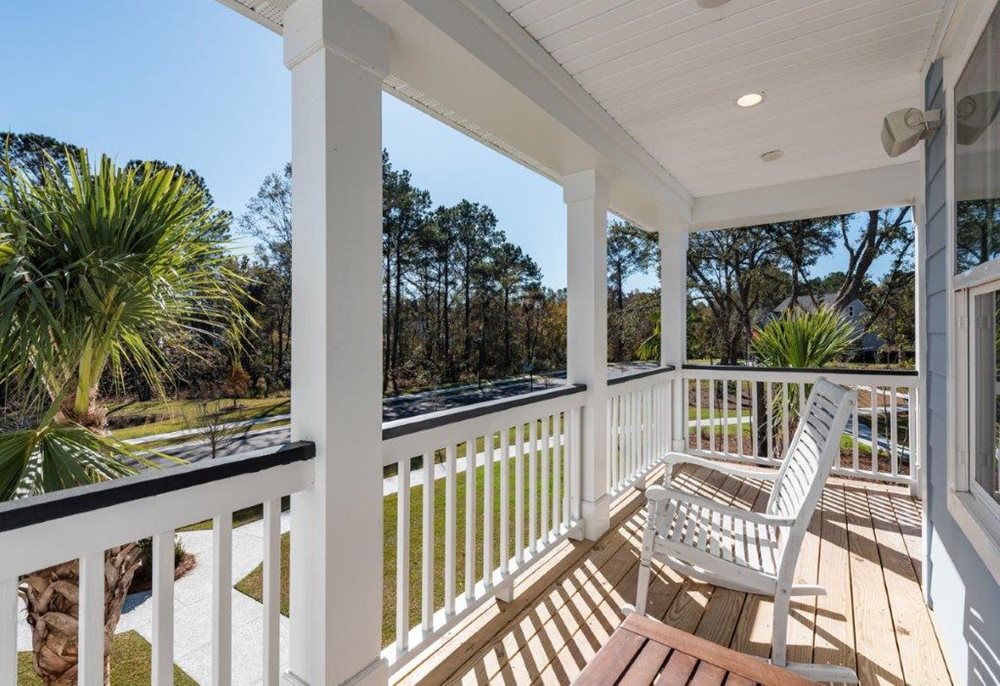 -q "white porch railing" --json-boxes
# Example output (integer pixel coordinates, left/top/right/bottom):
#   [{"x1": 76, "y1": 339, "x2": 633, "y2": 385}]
[
  {"x1": 0, "y1": 364, "x2": 923, "y2": 684},
  {"x1": 681, "y1": 365, "x2": 919, "y2": 486},
  {"x1": 0, "y1": 442, "x2": 314, "y2": 686},
  {"x1": 606, "y1": 367, "x2": 673, "y2": 496},
  {"x1": 380, "y1": 384, "x2": 586, "y2": 670}
]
